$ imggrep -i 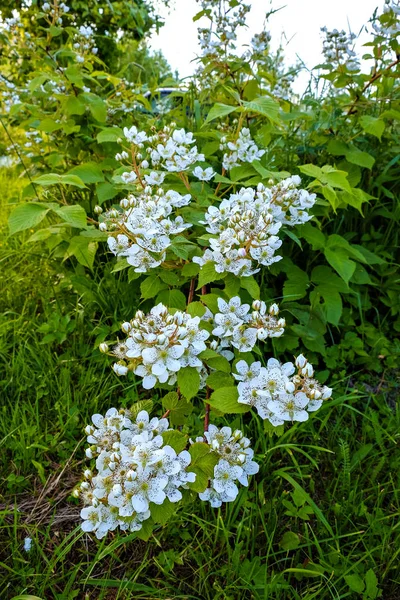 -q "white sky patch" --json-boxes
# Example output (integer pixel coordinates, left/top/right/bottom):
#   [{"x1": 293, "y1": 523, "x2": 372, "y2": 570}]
[{"x1": 149, "y1": 0, "x2": 382, "y2": 93}]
